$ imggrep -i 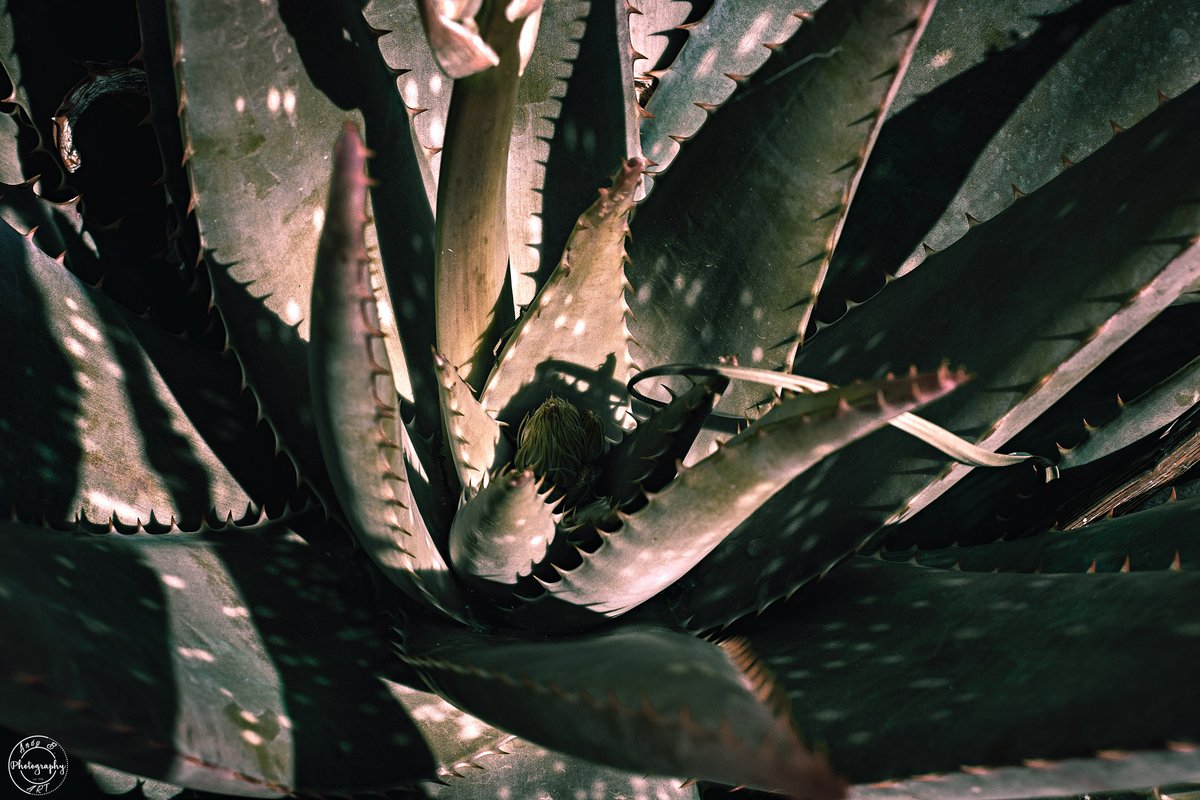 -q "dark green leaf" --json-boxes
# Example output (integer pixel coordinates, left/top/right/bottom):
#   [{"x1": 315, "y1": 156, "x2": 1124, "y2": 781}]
[
  {"x1": 732, "y1": 557, "x2": 1200, "y2": 788},
  {"x1": 0, "y1": 520, "x2": 434, "y2": 795},
  {"x1": 878, "y1": 495, "x2": 1200, "y2": 573},
  {"x1": 0, "y1": 217, "x2": 251, "y2": 527},
  {"x1": 535, "y1": 370, "x2": 963, "y2": 619},
  {"x1": 670, "y1": 75, "x2": 1200, "y2": 630},
  {"x1": 309, "y1": 124, "x2": 467, "y2": 621},
  {"x1": 403, "y1": 619, "x2": 844, "y2": 797},
  {"x1": 822, "y1": 0, "x2": 1200, "y2": 319},
  {"x1": 629, "y1": 0, "x2": 934, "y2": 434}
]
